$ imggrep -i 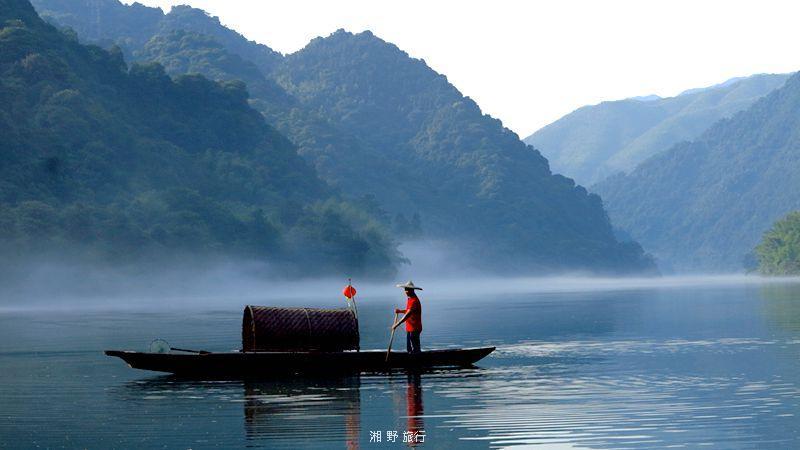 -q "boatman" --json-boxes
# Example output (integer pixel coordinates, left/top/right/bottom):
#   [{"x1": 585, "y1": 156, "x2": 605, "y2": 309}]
[{"x1": 393, "y1": 281, "x2": 423, "y2": 353}]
